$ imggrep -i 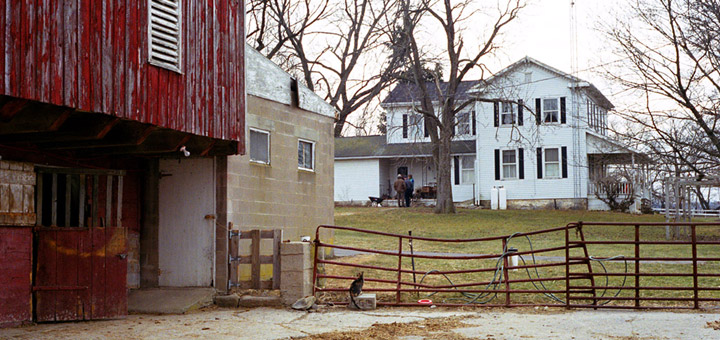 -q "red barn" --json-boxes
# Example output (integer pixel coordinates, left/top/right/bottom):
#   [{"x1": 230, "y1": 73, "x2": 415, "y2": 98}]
[{"x1": 0, "y1": 0, "x2": 244, "y2": 326}]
